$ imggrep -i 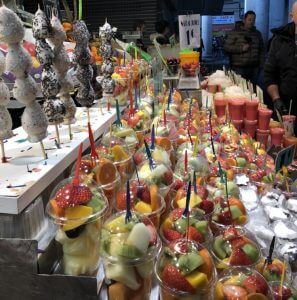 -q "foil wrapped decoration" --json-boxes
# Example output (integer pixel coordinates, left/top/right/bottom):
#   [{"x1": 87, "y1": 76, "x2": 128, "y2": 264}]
[{"x1": 0, "y1": 6, "x2": 48, "y2": 142}]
